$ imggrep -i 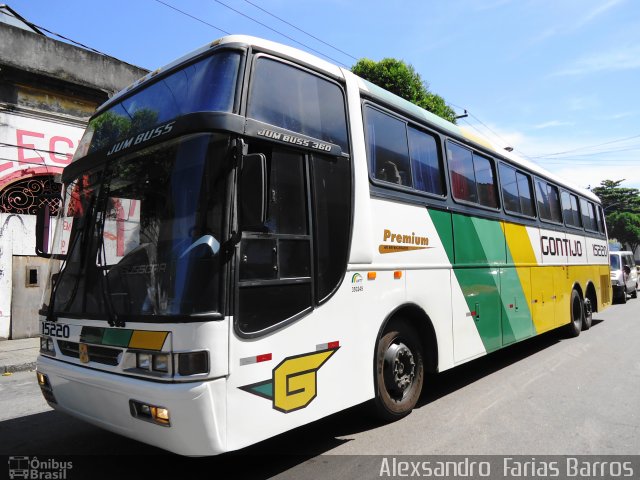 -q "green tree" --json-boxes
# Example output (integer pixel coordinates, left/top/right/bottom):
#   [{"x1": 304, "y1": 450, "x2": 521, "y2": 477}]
[
  {"x1": 607, "y1": 211, "x2": 640, "y2": 254},
  {"x1": 352, "y1": 58, "x2": 457, "y2": 124},
  {"x1": 591, "y1": 179, "x2": 640, "y2": 215}
]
